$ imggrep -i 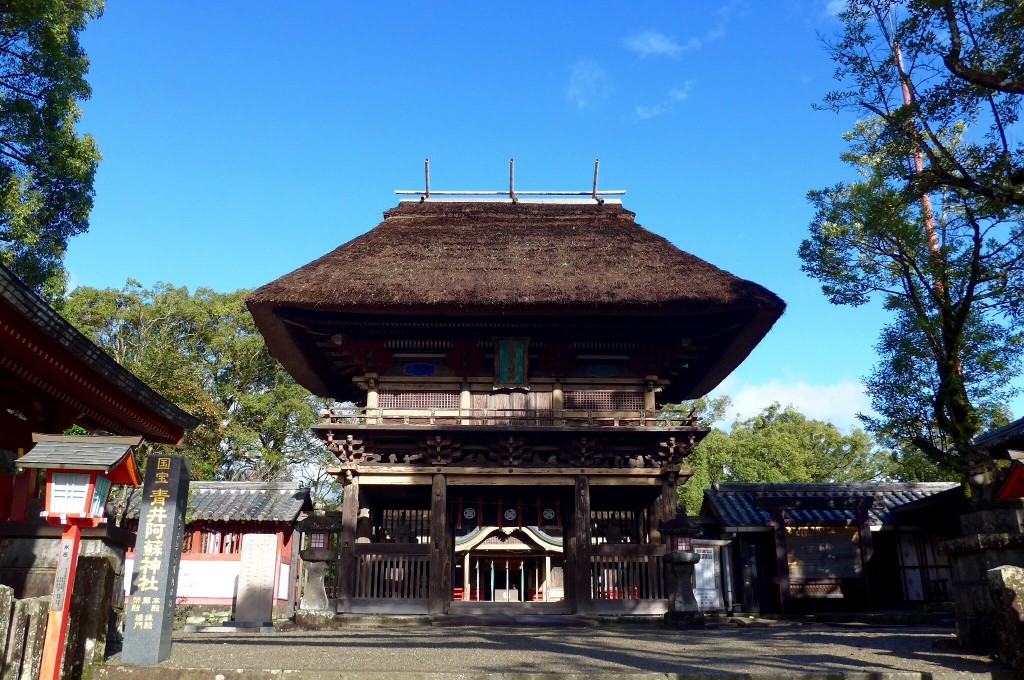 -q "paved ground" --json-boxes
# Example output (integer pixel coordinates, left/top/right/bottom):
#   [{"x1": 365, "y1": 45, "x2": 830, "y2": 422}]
[{"x1": 95, "y1": 619, "x2": 1013, "y2": 679}]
